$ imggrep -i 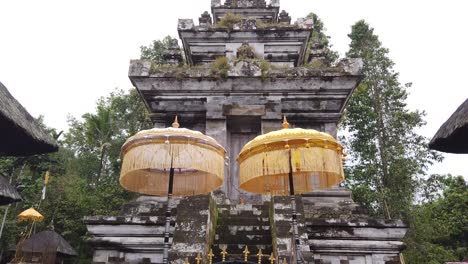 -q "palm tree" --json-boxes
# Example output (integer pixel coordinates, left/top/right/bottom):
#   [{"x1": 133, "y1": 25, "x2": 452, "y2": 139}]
[{"x1": 82, "y1": 106, "x2": 113, "y2": 183}]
